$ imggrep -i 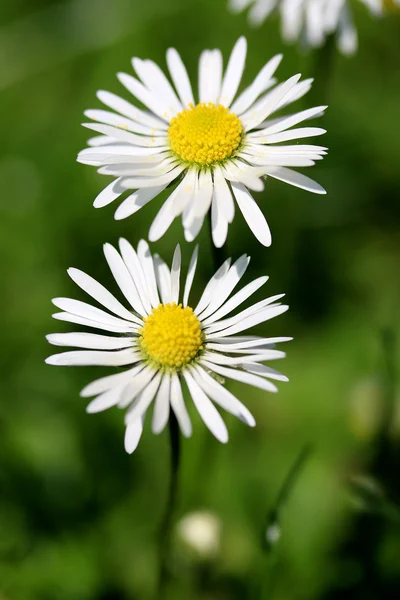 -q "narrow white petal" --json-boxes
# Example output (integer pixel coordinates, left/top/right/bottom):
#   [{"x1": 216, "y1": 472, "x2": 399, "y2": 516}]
[
  {"x1": 151, "y1": 373, "x2": 171, "y2": 434},
  {"x1": 199, "y1": 49, "x2": 223, "y2": 104},
  {"x1": 153, "y1": 255, "x2": 172, "y2": 304},
  {"x1": 202, "y1": 350, "x2": 285, "y2": 365},
  {"x1": 84, "y1": 108, "x2": 155, "y2": 135},
  {"x1": 183, "y1": 371, "x2": 228, "y2": 443},
  {"x1": 124, "y1": 419, "x2": 144, "y2": 454},
  {"x1": 121, "y1": 164, "x2": 185, "y2": 190},
  {"x1": 52, "y1": 312, "x2": 132, "y2": 334},
  {"x1": 231, "y1": 54, "x2": 283, "y2": 115},
  {"x1": 137, "y1": 240, "x2": 160, "y2": 308},
  {"x1": 170, "y1": 245, "x2": 181, "y2": 304},
  {"x1": 214, "y1": 167, "x2": 235, "y2": 223},
  {"x1": 45, "y1": 349, "x2": 140, "y2": 367},
  {"x1": 118, "y1": 238, "x2": 153, "y2": 315},
  {"x1": 125, "y1": 371, "x2": 162, "y2": 424},
  {"x1": 114, "y1": 184, "x2": 167, "y2": 221},
  {"x1": 52, "y1": 298, "x2": 136, "y2": 330},
  {"x1": 206, "y1": 304, "x2": 289, "y2": 339},
  {"x1": 183, "y1": 245, "x2": 198, "y2": 307},
  {"x1": 261, "y1": 106, "x2": 327, "y2": 136},
  {"x1": 166, "y1": 48, "x2": 195, "y2": 108},
  {"x1": 67, "y1": 268, "x2": 140, "y2": 323},
  {"x1": 202, "y1": 276, "x2": 268, "y2": 325},
  {"x1": 198, "y1": 255, "x2": 250, "y2": 320},
  {"x1": 118, "y1": 365, "x2": 156, "y2": 408},
  {"x1": 261, "y1": 127, "x2": 326, "y2": 143},
  {"x1": 231, "y1": 182, "x2": 271, "y2": 247},
  {"x1": 202, "y1": 360, "x2": 278, "y2": 393},
  {"x1": 265, "y1": 166, "x2": 326, "y2": 194},
  {"x1": 207, "y1": 336, "x2": 292, "y2": 353},
  {"x1": 170, "y1": 373, "x2": 192, "y2": 437},
  {"x1": 86, "y1": 385, "x2": 126, "y2": 414},
  {"x1": 211, "y1": 185, "x2": 228, "y2": 249},
  {"x1": 194, "y1": 258, "x2": 232, "y2": 315},
  {"x1": 132, "y1": 58, "x2": 182, "y2": 117},
  {"x1": 82, "y1": 122, "x2": 168, "y2": 147},
  {"x1": 97, "y1": 89, "x2": 168, "y2": 129},
  {"x1": 80, "y1": 365, "x2": 143, "y2": 398},
  {"x1": 243, "y1": 363, "x2": 289, "y2": 381},
  {"x1": 117, "y1": 72, "x2": 170, "y2": 121},
  {"x1": 93, "y1": 178, "x2": 125, "y2": 208},
  {"x1": 104, "y1": 243, "x2": 147, "y2": 316},
  {"x1": 183, "y1": 170, "x2": 213, "y2": 228},
  {"x1": 219, "y1": 37, "x2": 247, "y2": 108},
  {"x1": 191, "y1": 366, "x2": 255, "y2": 427},
  {"x1": 46, "y1": 332, "x2": 135, "y2": 350}
]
